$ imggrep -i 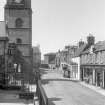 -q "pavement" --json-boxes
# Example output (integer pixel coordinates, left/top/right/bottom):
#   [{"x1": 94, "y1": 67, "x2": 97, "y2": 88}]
[
  {"x1": 54, "y1": 68, "x2": 105, "y2": 97},
  {"x1": 40, "y1": 68, "x2": 105, "y2": 105},
  {"x1": 80, "y1": 81, "x2": 105, "y2": 96}
]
